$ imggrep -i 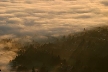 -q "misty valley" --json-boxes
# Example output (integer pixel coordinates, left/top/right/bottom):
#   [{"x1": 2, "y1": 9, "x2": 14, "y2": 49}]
[
  {"x1": 1, "y1": 26, "x2": 108, "y2": 72},
  {"x1": 0, "y1": 0, "x2": 108, "y2": 72}
]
